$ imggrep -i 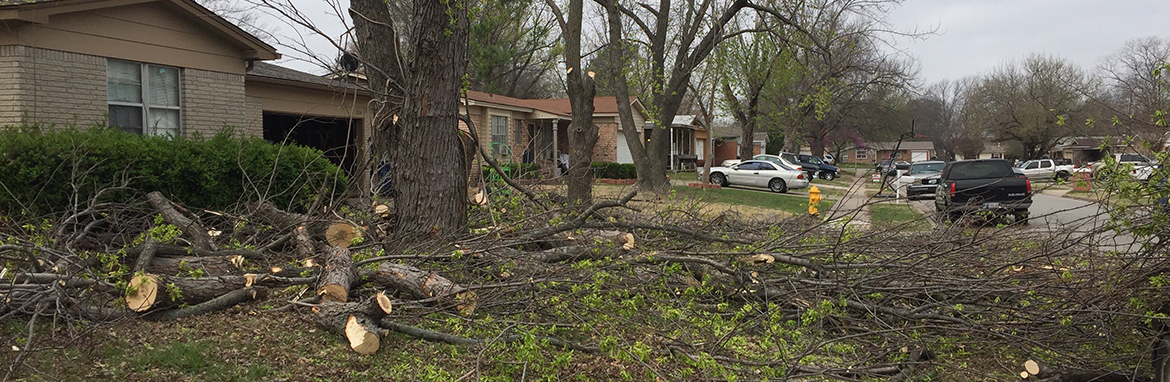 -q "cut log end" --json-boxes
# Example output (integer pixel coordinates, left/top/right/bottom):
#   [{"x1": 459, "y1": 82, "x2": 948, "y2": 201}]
[
  {"x1": 1024, "y1": 359, "x2": 1040, "y2": 375},
  {"x1": 375, "y1": 292, "x2": 393, "y2": 315},
  {"x1": 345, "y1": 316, "x2": 380, "y2": 355},
  {"x1": 1020, "y1": 371, "x2": 1029, "y2": 379},
  {"x1": 318, "y1": 284, "x2": 349, "y2": 303},
  {"x1": 126, "y1": 274, "x2": 160, "y2": 312},
  {"x1": 326, "y1": 223, "x2": 357, "y2": 248},
  {"x1": 455, "y1": 290, "x2": 477, "y2": 317}
]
